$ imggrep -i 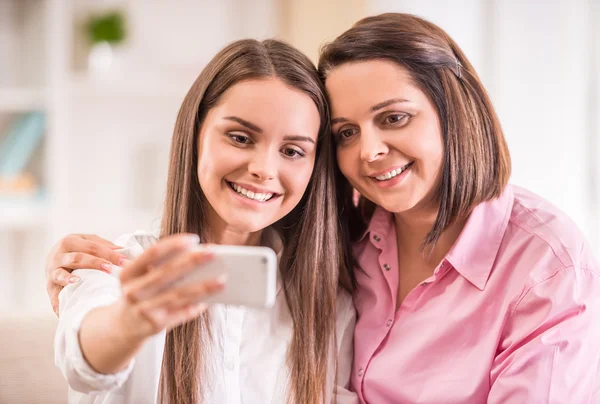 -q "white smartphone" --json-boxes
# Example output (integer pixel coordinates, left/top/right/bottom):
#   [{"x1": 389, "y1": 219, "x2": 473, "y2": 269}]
[{"x1": 174, "y1": 244, "x2": 278, "y2": 308}]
